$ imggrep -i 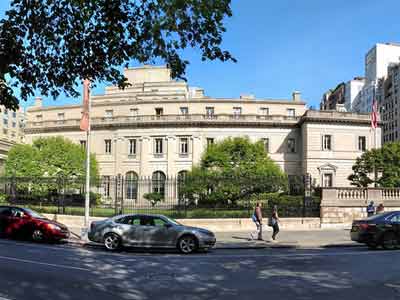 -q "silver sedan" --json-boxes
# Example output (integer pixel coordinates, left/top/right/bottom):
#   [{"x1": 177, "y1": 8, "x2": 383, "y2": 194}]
[{"x1": 88, "y1": 214, "x2": 216, "y2": 254}]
